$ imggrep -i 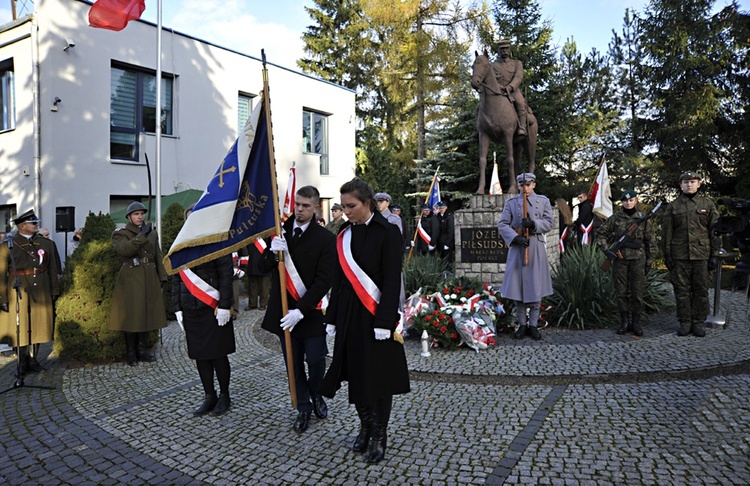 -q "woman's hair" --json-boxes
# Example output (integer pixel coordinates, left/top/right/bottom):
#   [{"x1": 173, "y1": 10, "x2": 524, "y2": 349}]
[{"x1": 340, "y1": 178, "x2": 376, "y2": 213}]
